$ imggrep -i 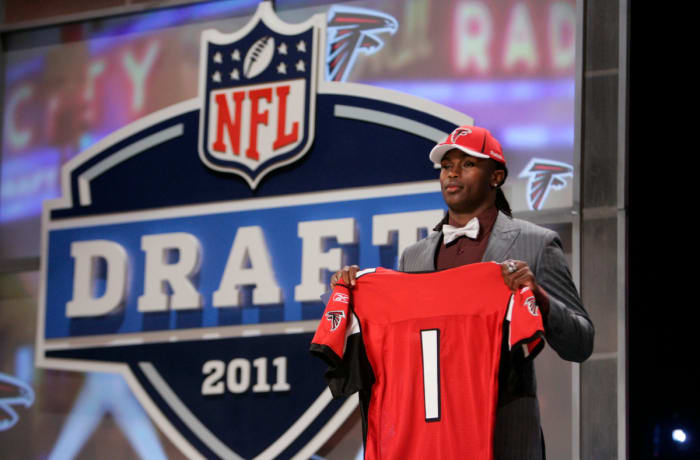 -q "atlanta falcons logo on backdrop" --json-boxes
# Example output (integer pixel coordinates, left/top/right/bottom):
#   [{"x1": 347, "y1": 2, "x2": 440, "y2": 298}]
[
  {"x1": 518, "y1": 158, "x2": 574, "y2": 210},
  {"x1": 326, "y1": 6, "x2": 398, "y2": 82},
  {"x1": 326, "y1": 311, "x2": 346, "y2": 331},
  {"x1": 0, "y1": 373, "x2": 34, "y2": 431}
]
